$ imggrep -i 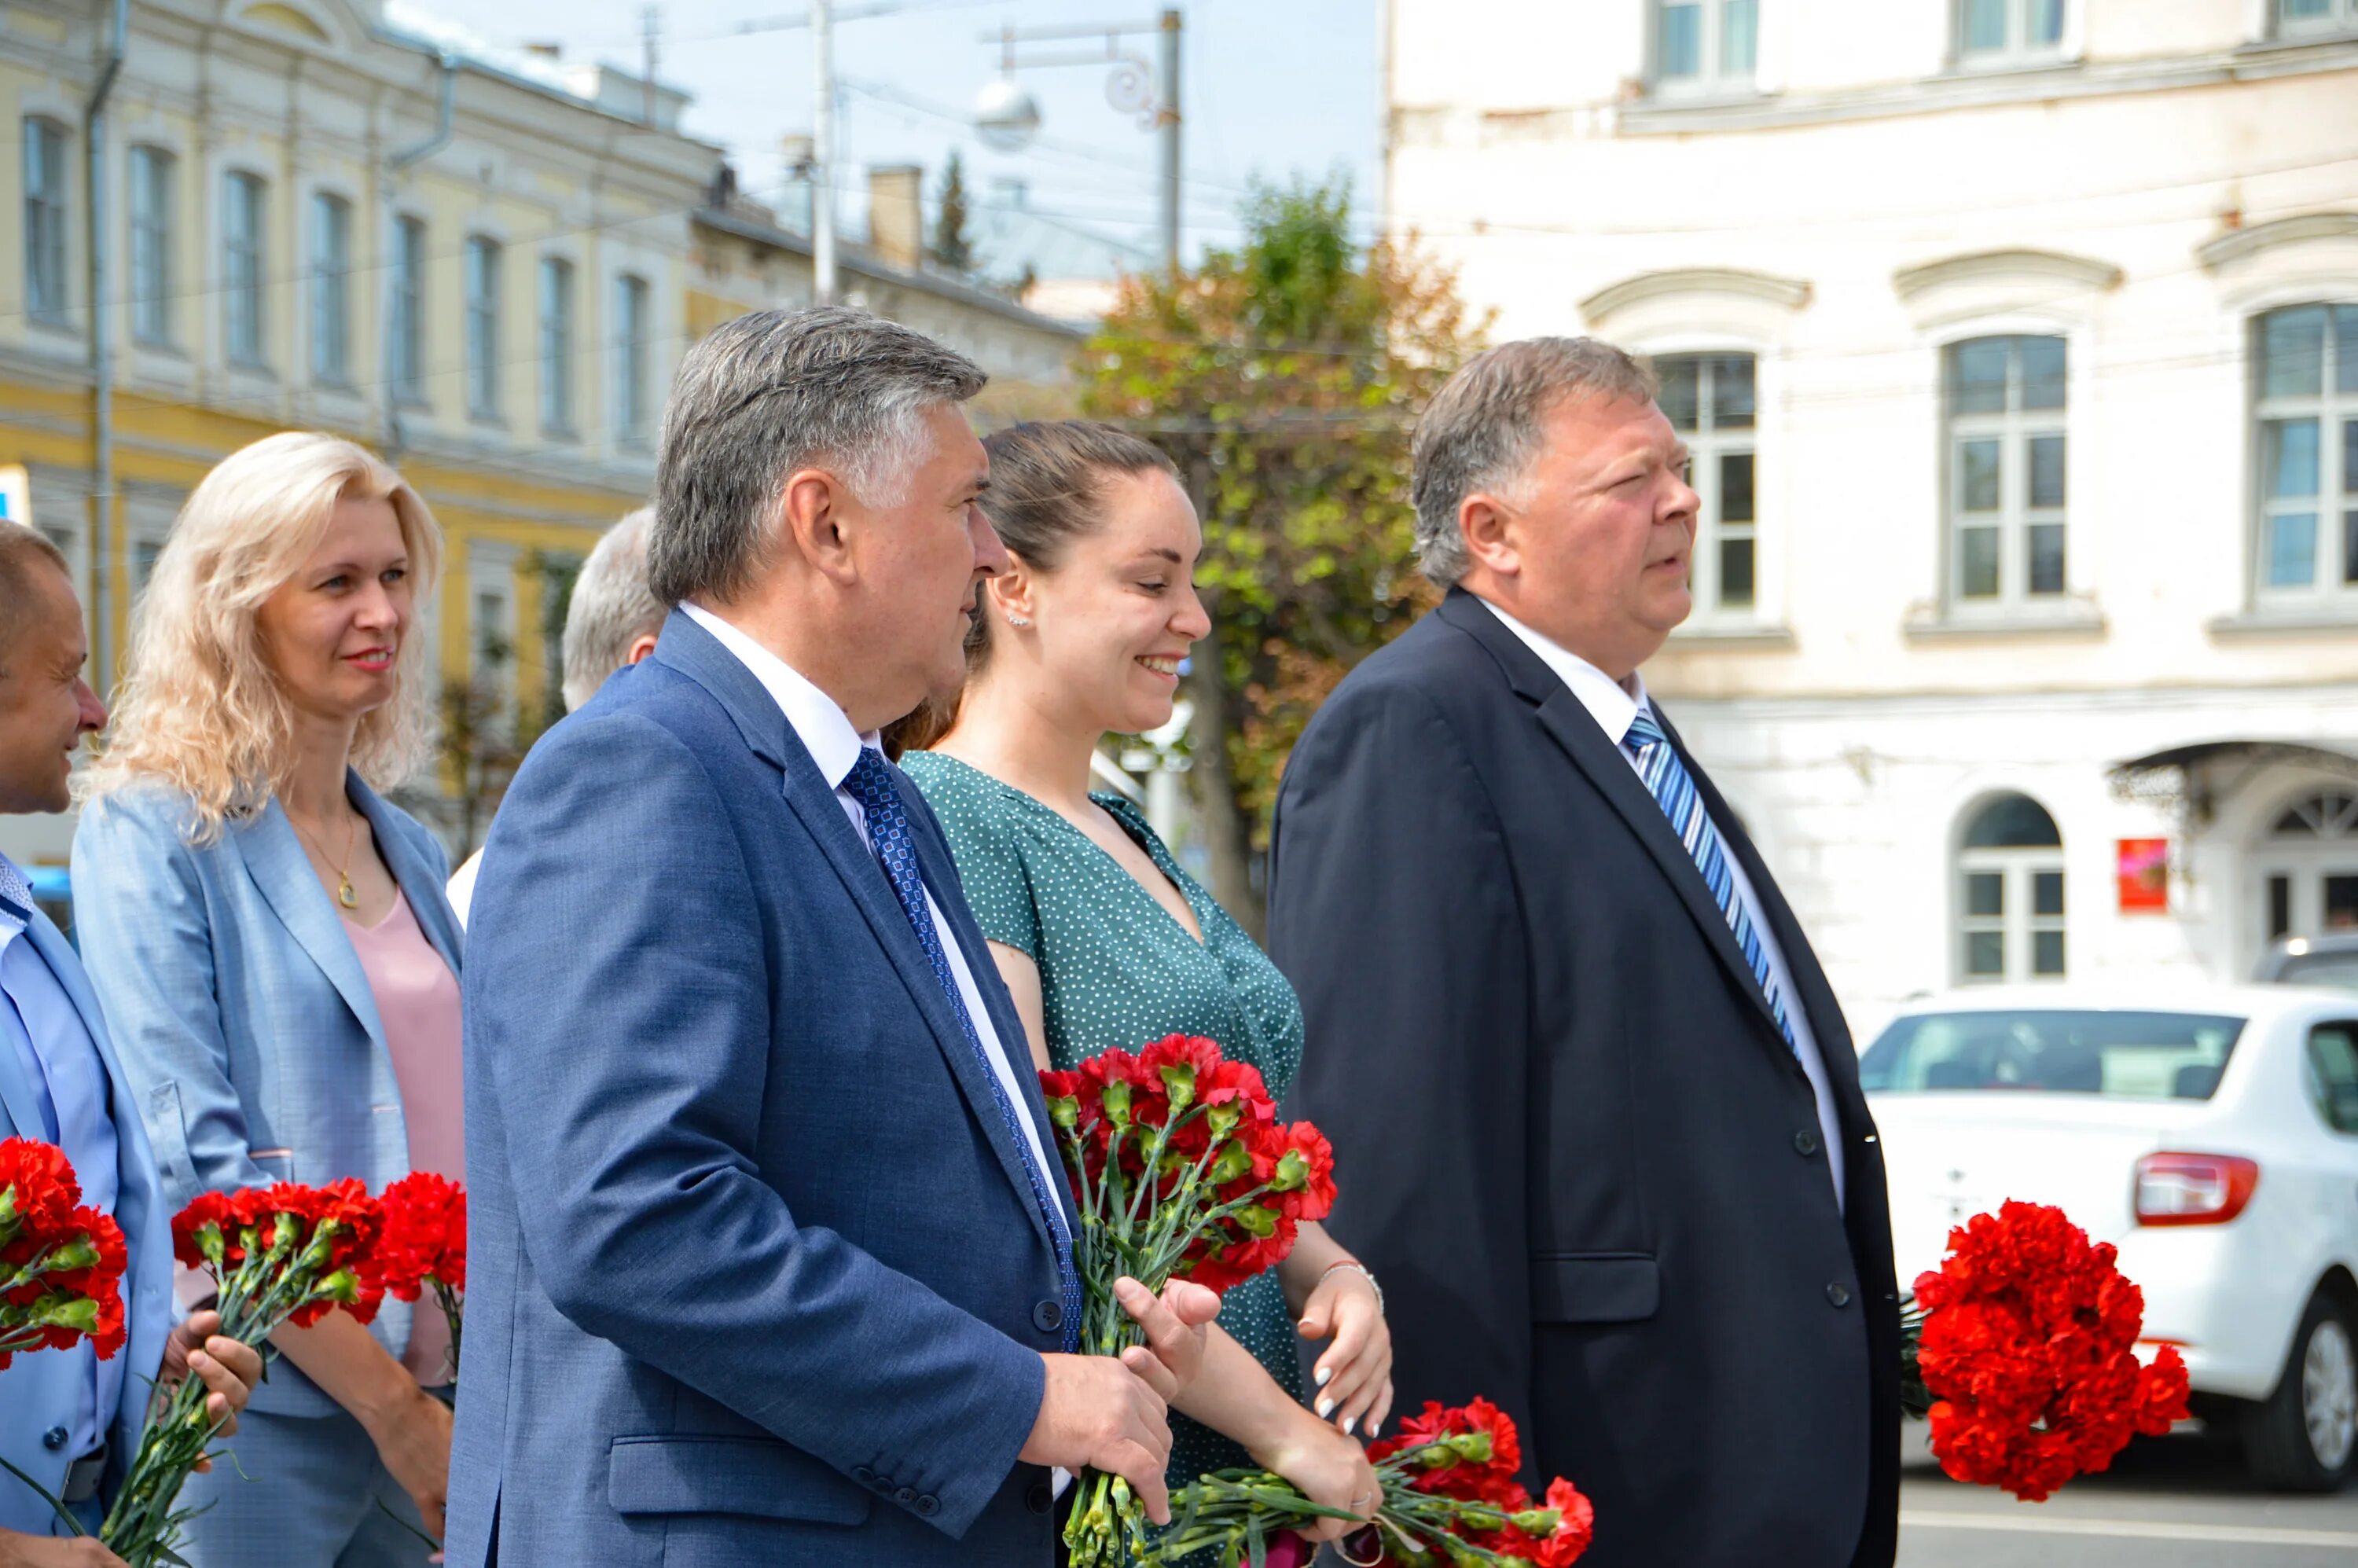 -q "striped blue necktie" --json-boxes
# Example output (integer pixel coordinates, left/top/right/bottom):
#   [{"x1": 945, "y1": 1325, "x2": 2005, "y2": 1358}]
[
  {"x1": 839, "y1": 747, "x2": 1082, "y2": 1353},
  {"x1": 1621, "y1": 709, "x2": 1798, "y2": 1054}
]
